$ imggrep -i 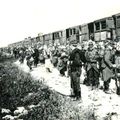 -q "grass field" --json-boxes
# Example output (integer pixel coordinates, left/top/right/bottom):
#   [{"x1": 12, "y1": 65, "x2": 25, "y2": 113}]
[{"x1": 0, "y1": 58, "x2": 96, "y2": 120}]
